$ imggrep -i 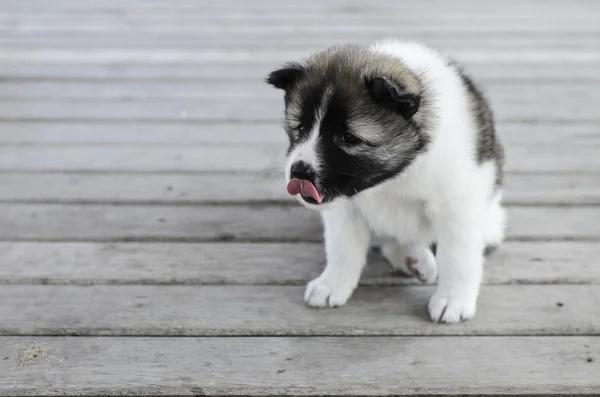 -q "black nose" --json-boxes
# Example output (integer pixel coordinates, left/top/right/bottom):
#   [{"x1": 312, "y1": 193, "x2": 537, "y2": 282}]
[{"x1": 290, "y1": 161, "x2": 316, "y2": 182}]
